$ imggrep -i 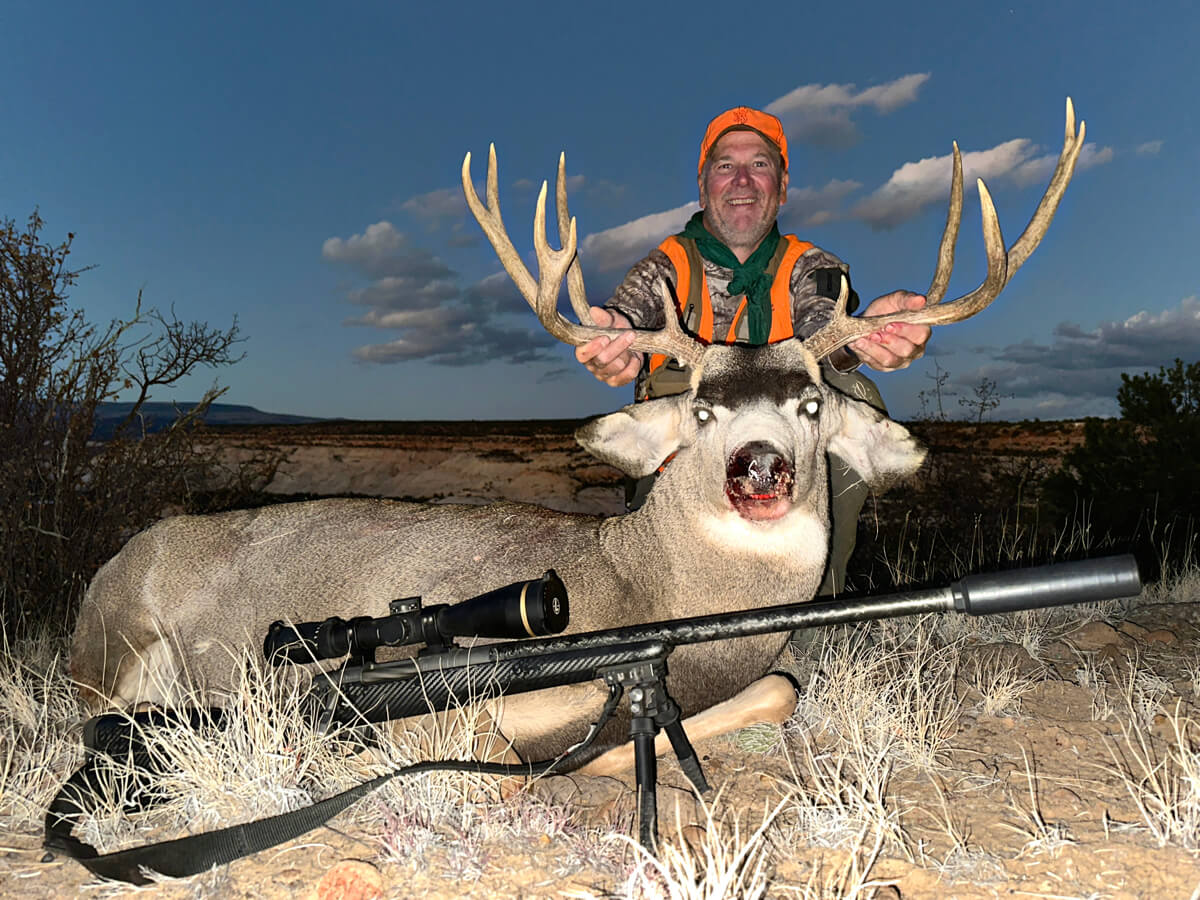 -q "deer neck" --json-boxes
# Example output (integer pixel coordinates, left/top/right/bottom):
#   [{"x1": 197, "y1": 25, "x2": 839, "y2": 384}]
[{"x1": 595, "y1": 474, "x2": 831, "y2": 613}]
